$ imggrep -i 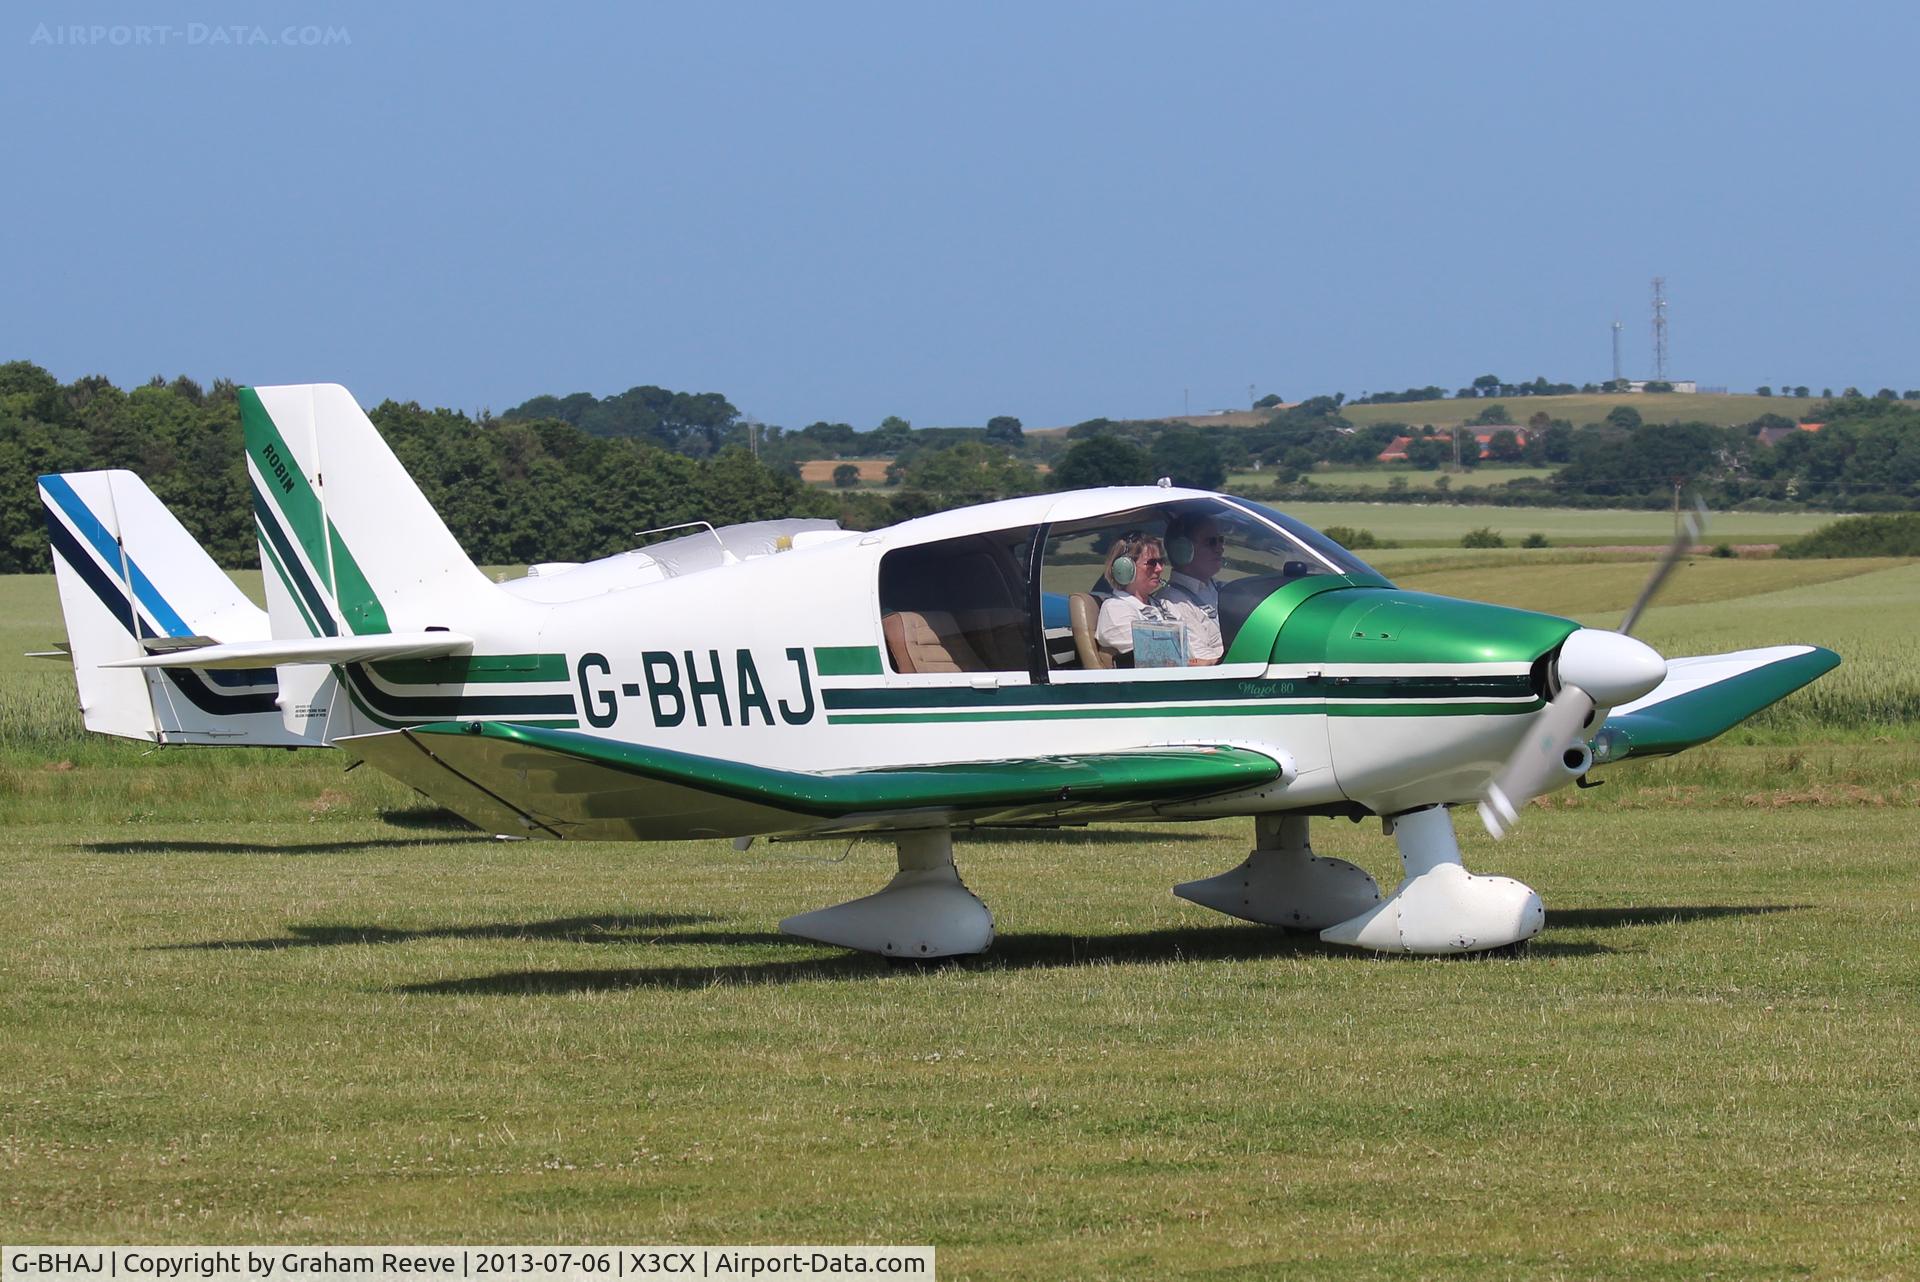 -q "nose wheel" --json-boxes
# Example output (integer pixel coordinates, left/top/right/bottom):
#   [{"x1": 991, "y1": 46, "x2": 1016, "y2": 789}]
[{"x1": 1319, "y1": 806, "x2": 1545, "y2": 955}]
